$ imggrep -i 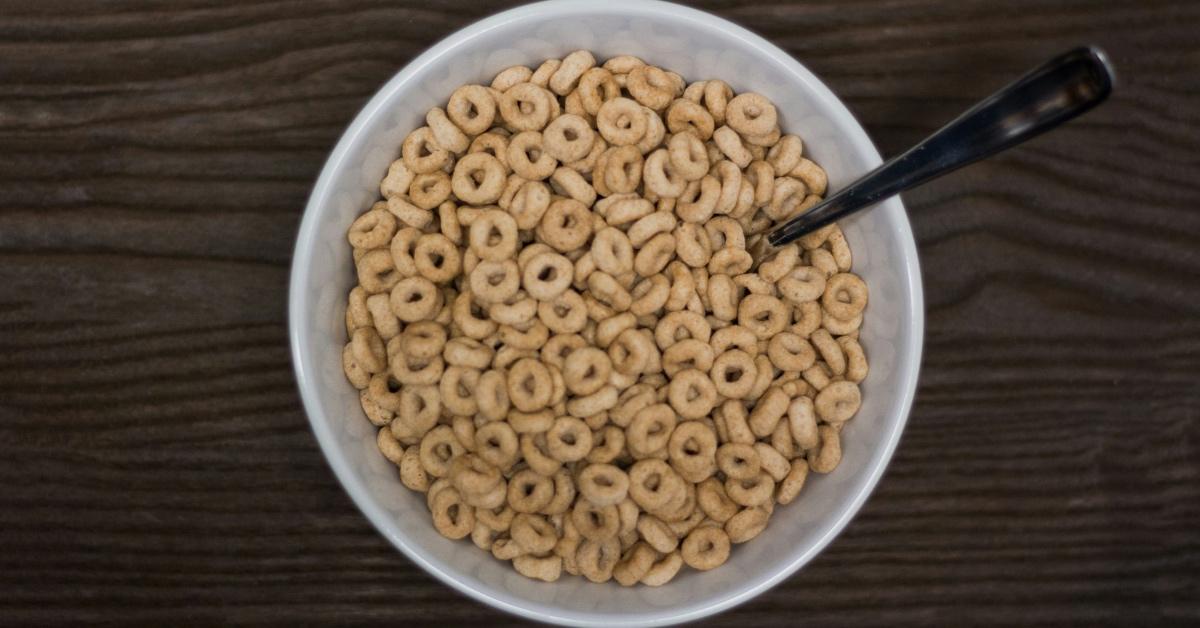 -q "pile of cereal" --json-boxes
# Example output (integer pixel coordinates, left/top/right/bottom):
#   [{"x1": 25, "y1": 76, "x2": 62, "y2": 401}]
[{"x1": 342, "y1": 51, "x2": 868, "y2": 586}]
